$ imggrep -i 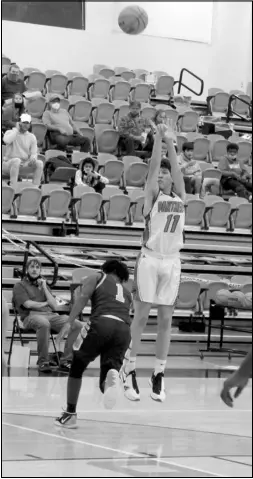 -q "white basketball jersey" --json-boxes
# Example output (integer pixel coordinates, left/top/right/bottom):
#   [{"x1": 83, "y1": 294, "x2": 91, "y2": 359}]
[{"x1": 142, "y1": 192, "x2": 185, "y2": 256}]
